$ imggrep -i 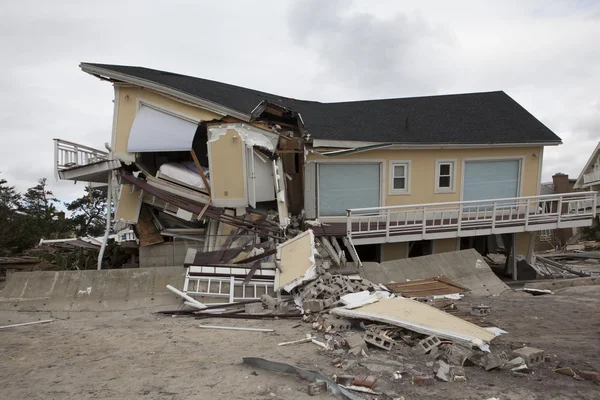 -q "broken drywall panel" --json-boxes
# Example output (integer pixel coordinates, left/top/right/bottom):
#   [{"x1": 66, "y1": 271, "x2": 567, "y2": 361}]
[
  {"x1": 331, "y1": 297, "x2": 496, "y2": 349},
  {"x1": 114, "y1": 184, "x2": 143, "y2": 224},
  {"x1": 340, "y1": 290, "x2": 393, "y2": 309},
  {"x1": 207, "y1": 123, "x2": 278, "y2": 150},
  {"x1": 276, "y1": 230, "x2": 318, "y2": 292}
]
